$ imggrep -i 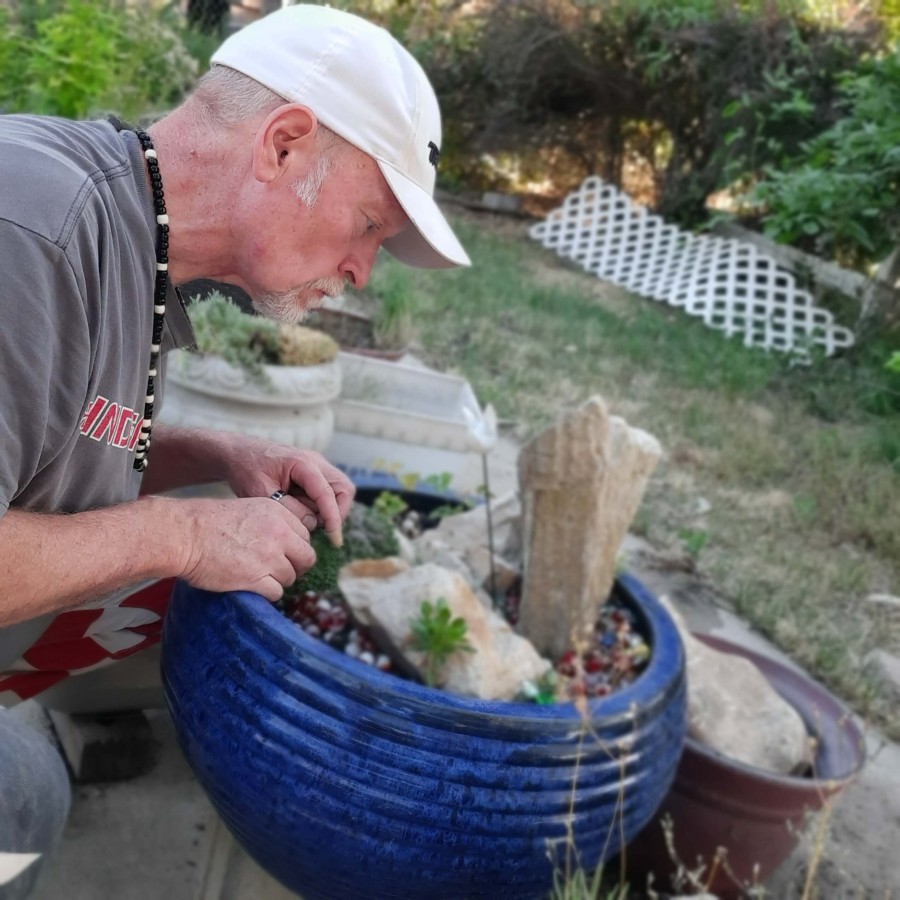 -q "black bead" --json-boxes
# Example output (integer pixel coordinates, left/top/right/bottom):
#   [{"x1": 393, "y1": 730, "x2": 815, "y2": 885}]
[{"x1": 129, "y1": 126, "x2": 170, "y2": 475}]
